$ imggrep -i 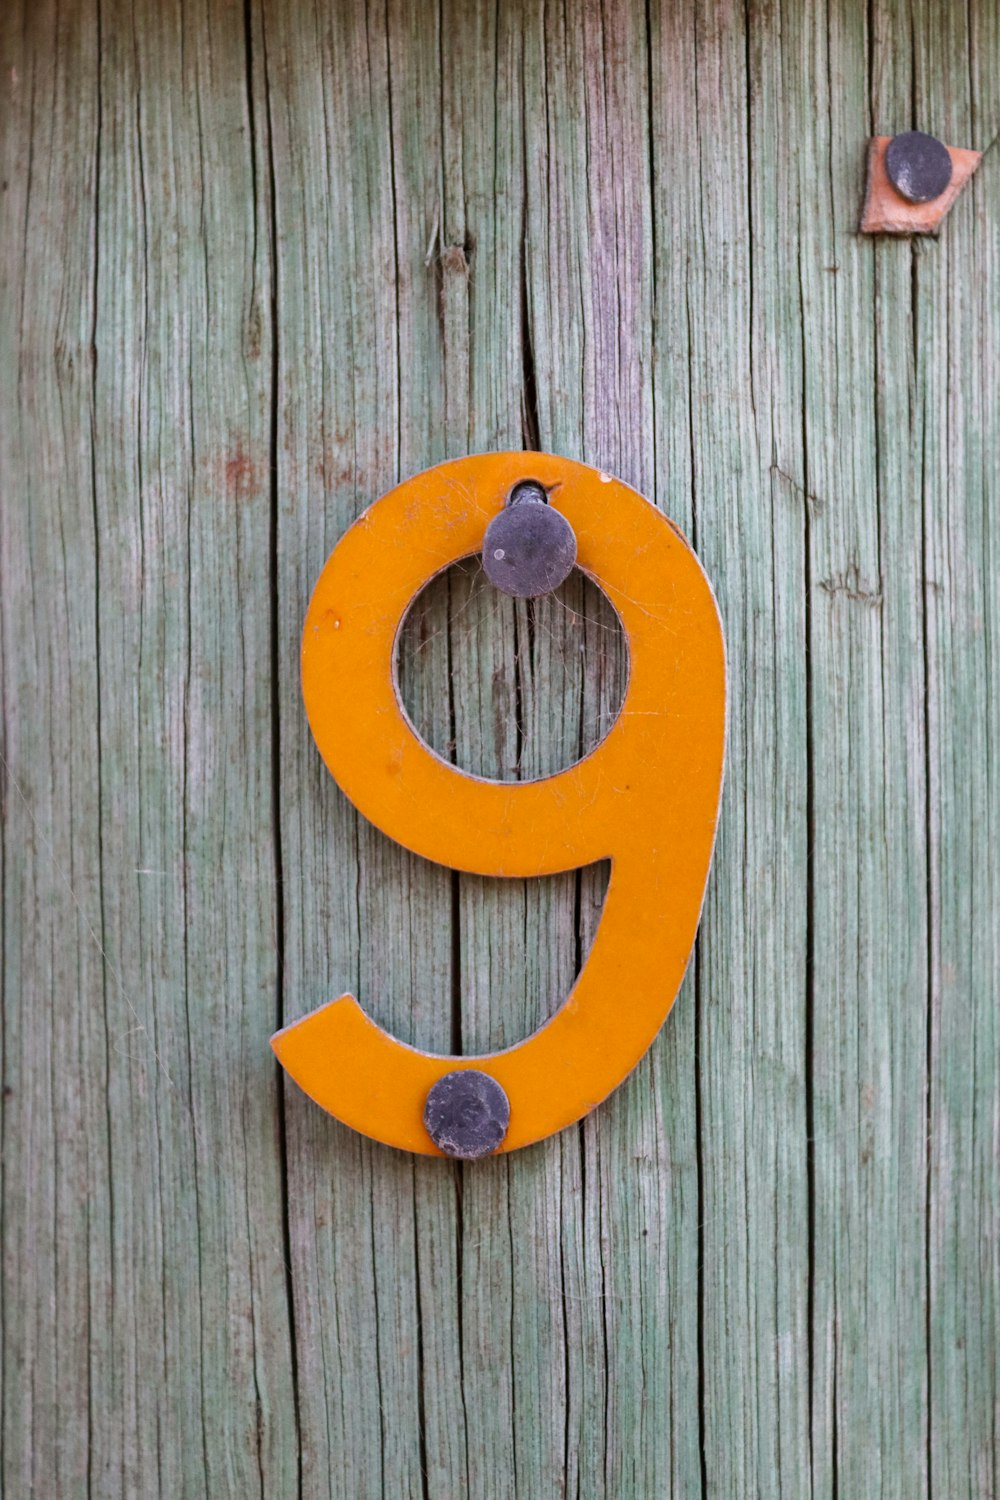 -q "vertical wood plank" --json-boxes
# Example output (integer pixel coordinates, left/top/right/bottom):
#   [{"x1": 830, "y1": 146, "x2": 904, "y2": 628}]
[
  {"x1": 797, "y1": 1, "x2": 932, "y2": 1494},
  {"x1": 92, "y1": 0, "x2": 297, "y2": 1491},
  {"x1": 913, "y1": 3, "x2": 1000, "y2": 1494},
  {"x1": 652, "y1": 3, "x2": 814, "y2": 1493},
  {"x1": 0, "y1": 7, "x2": 109, "y2": 1495},
  {"x1": 1, "y1": 0, "x2": 298, "y2": 1494}
]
